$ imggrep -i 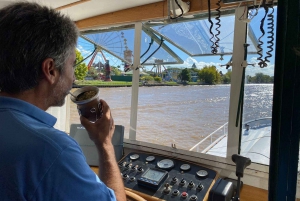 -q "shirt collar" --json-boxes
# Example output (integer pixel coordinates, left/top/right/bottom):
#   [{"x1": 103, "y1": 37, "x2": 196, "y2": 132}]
[{"x1": 0, "y1": 96, "x2": 57, "y2": 127}]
